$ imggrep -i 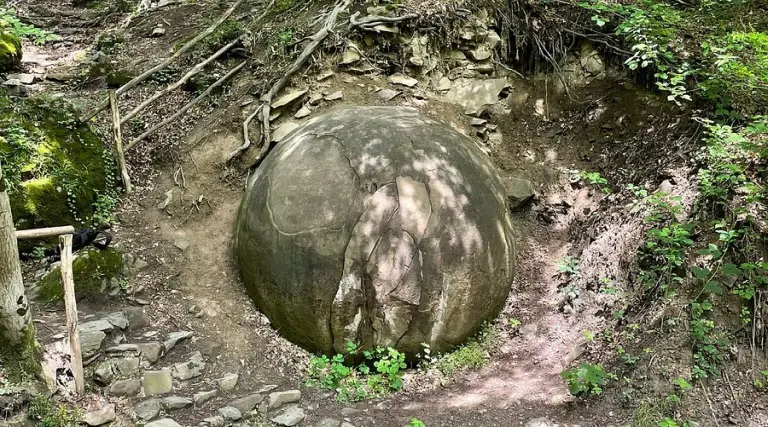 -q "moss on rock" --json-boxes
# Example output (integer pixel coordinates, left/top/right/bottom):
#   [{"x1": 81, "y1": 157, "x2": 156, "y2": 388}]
[
  {"x1": 0, "y1": 30, "x2": 21, "y2": 72},
  {"x1": 36, "y1": 248, "x2": 123, "y2": 303},
  {"x1": 0, "y1": 93, "x2": 118, "y2": 233},
  {"x1": 0, "y1": 323, "x2": 41, "y2": 381}
]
